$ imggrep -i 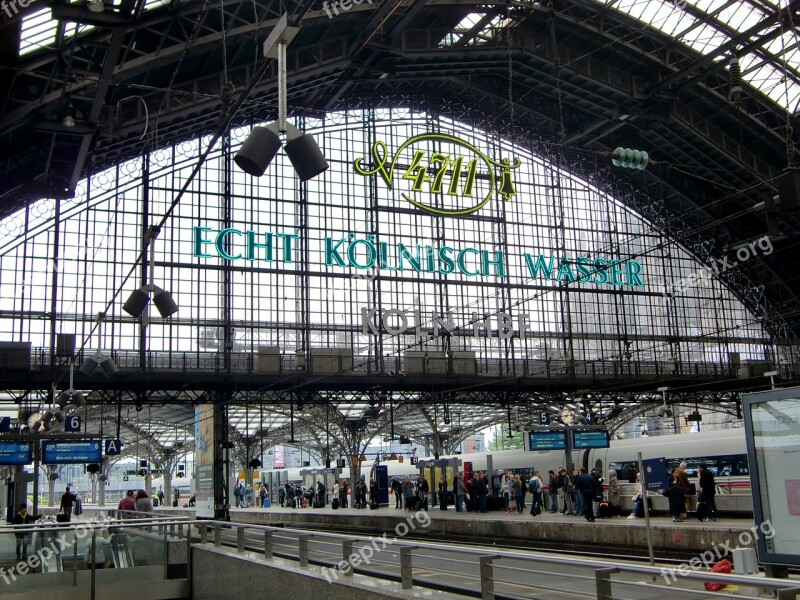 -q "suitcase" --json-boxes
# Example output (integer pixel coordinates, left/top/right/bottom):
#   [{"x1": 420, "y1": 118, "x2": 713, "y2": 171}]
[
  {"x1": 696, "y1": 501, "x2": 709, "y2": 521},
  {"x1": 56, "y1": 513, "x2": 69, "y2": 523},
  {"x1": 263, "y1": 498, "x2": 271, "y2": 508},
  {"x1": 598, "y1": 502, "x2": 612, "y2": 518},
  {"x1": 332, "y1": 498, "x2": 339, "y2": 509},
  {"x1": 369, "y1": 502, "x2": 378, "y2": 510},
  {"x1": 593, "y1": 501, "x2": 601, "y2": 517}
]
